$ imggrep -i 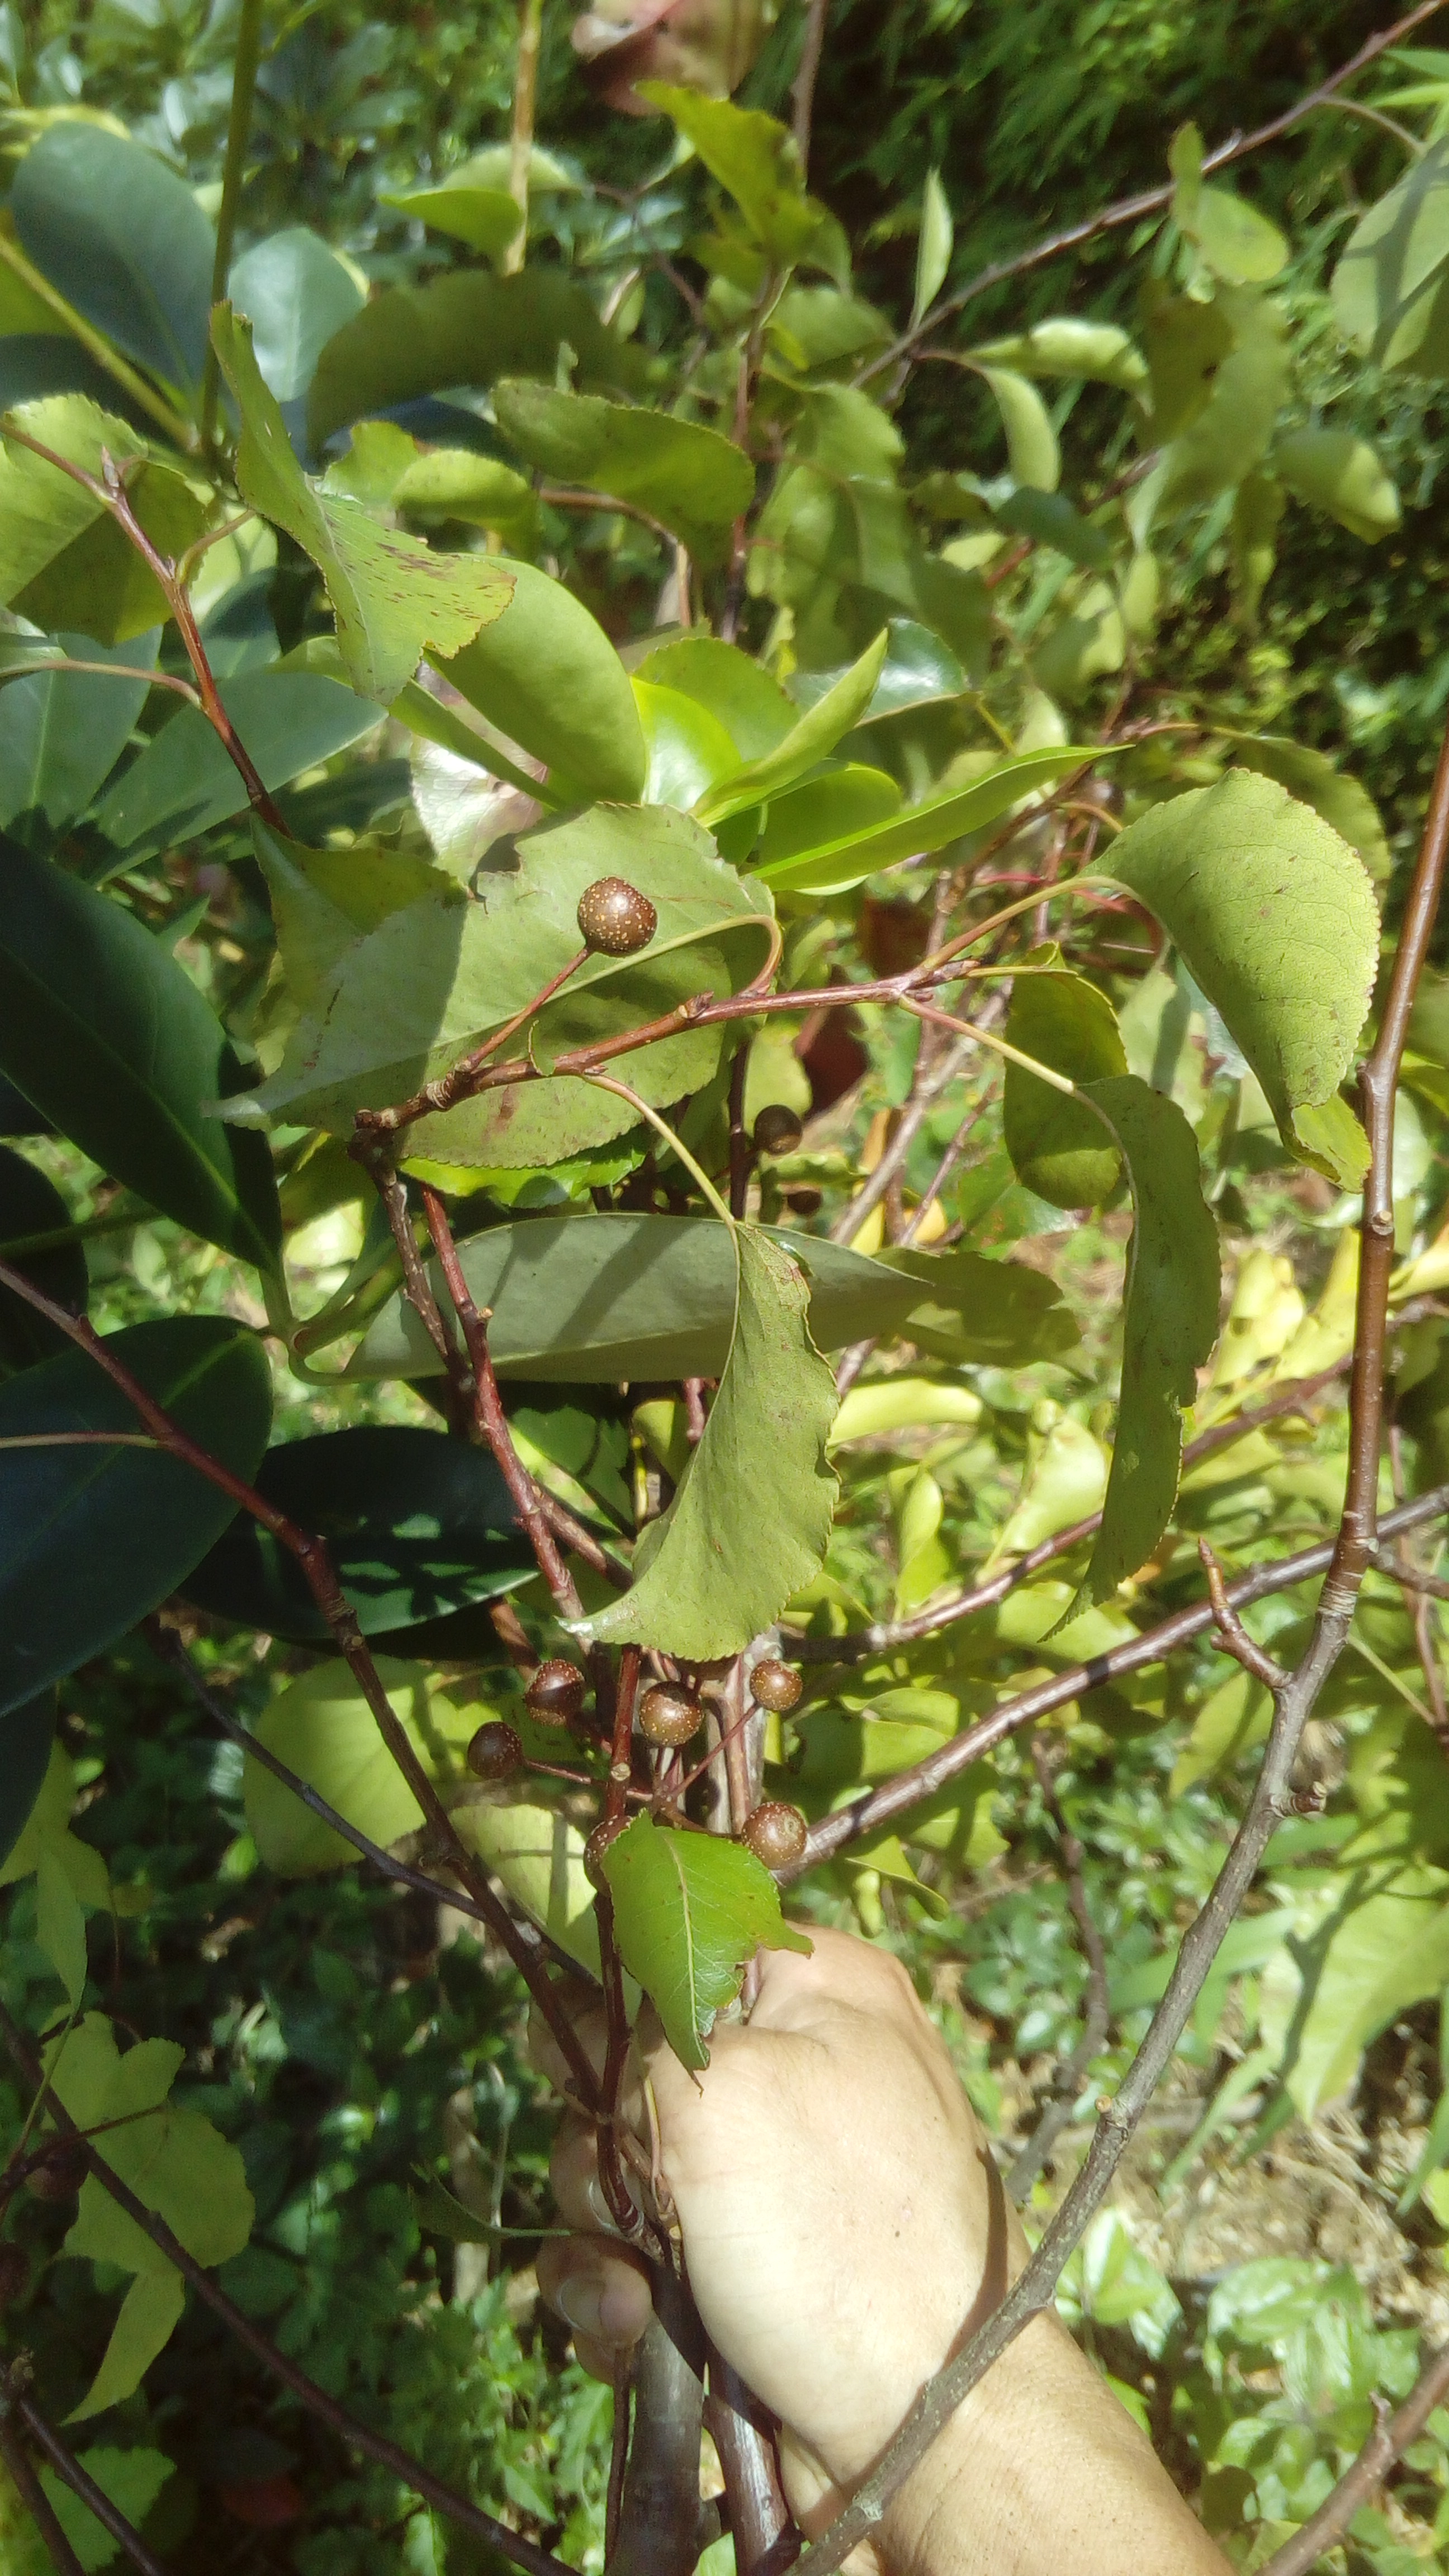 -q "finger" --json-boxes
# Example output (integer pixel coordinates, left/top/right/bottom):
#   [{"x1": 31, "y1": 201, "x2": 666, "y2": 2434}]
[
  {"x1": 551, "y1": 2114, "x2": 629, "y2": 2234},
  {"x1": 528, "y1": 1992, "x2": 612, "y2": 2096},
  {"x1": 537, "y1": 2232, "x2": 654, "y2": 2360}
]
